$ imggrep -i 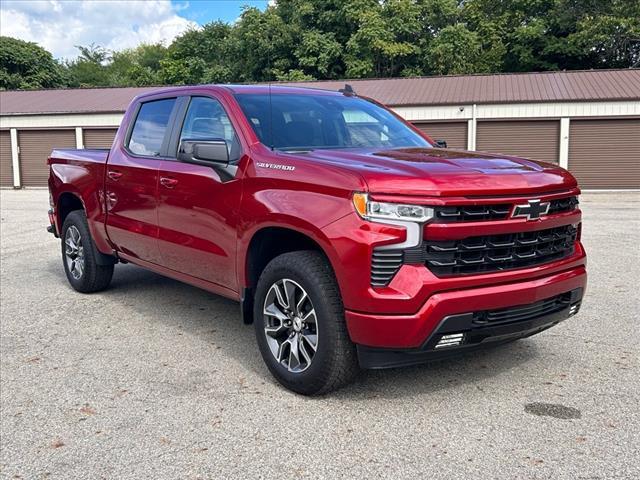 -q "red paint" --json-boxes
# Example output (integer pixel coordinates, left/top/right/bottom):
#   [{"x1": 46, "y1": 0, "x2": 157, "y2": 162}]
[
  {"x1": 48, "y1": 85, "x2": 587, "y2": 350},
  {"x1": 345, "y1": 266, "x2": 587, "y2": 348}
]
